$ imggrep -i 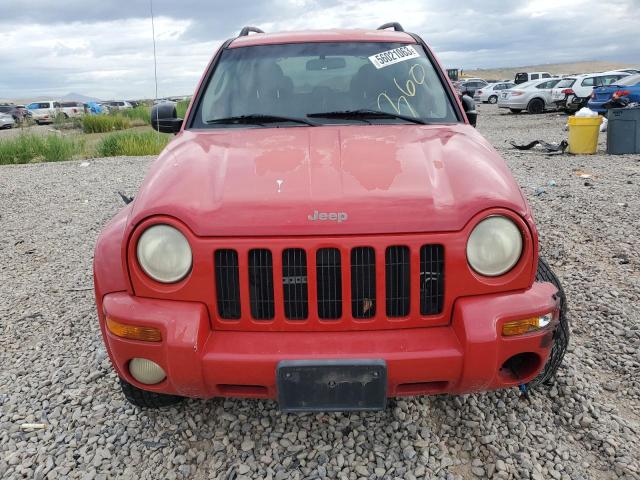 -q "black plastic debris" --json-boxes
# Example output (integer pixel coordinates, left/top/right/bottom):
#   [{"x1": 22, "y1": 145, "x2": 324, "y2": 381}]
[
  {"x1": 118, "y1": 192, "x2": 134, "y2": 205},
  {"x1": 510, "y1": 140, "x2": 568, "y2": 154}
]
